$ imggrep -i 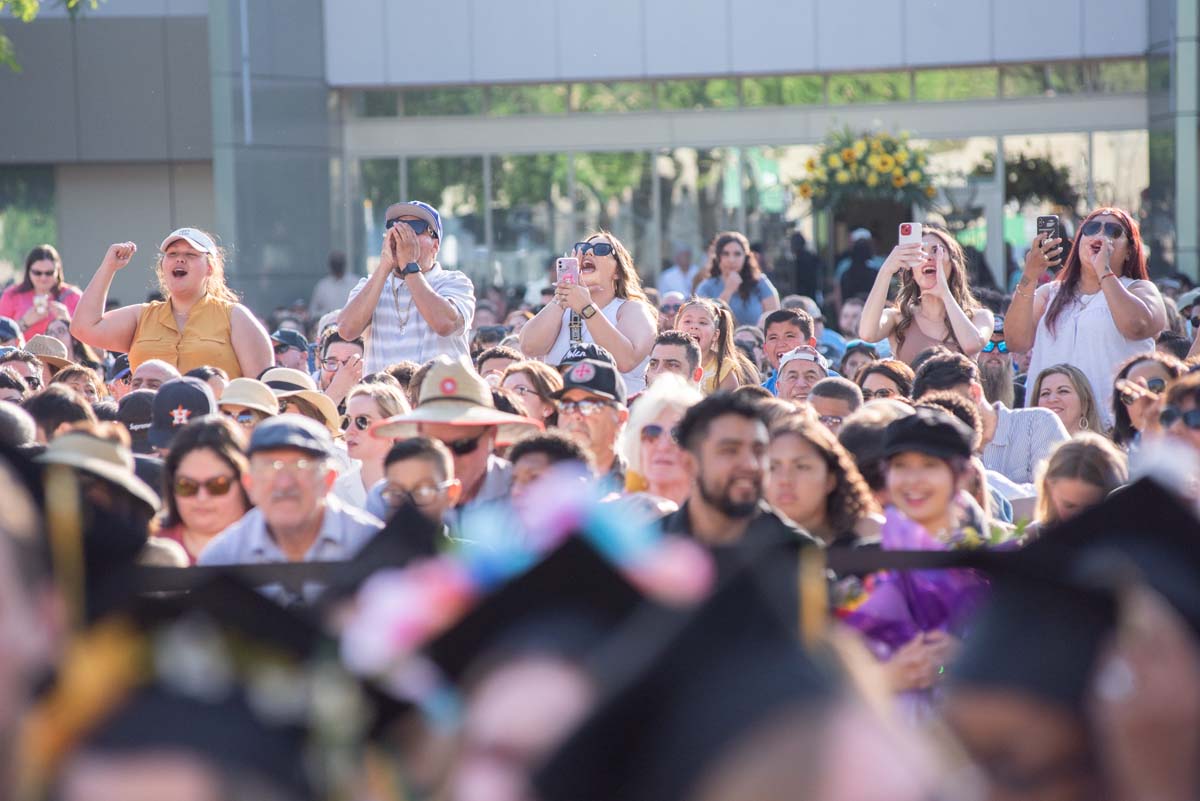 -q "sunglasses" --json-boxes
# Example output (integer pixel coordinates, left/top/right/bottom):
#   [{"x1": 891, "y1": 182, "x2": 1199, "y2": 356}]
[
  {"x1": 1158, "y1": 406, "x2": 1200, "y2": 430},
  {"x1": 274, "y1": 343, "x2": 297, "y2": 355},
  {"x1": 174, "y1": 475, "x2": 235, "y2": 498},
  {"x1": 639, "y1": 423, "x2": 679, "y2": 443},
  {"x1": 1080, "y1": 220, "x2": 1126, "y2": 239},
  {"x1": 1117, "y1": 377, "x2": 1167, "y2": 406},
  {"x1": 385, "y1": 217, "x2": 437, "y2": 237},
  {"x1": 29, "y1": 269, "x2": 55, "y2": 278},
  {"x1": 473, "y1": 325, "x2": 510, "y2": 339},
  {"x1": 341, "y1": 414, "x2": 372, "y2": 432},
  {"x1": 445, "y1": 433, "x2": 485, "y2": 456},
  {"x1": 222, "y1": 409, "x2": 260, "y2": 427},
  {"x1": 982, "y1": 340, "x2": 1009, "y2": 354},
  {"x1": 574, "y1": 241, "x2": 615, "y2": 257},
  {"x1": 660, "y1": 303, "x2": 682, "y2": 314}
]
